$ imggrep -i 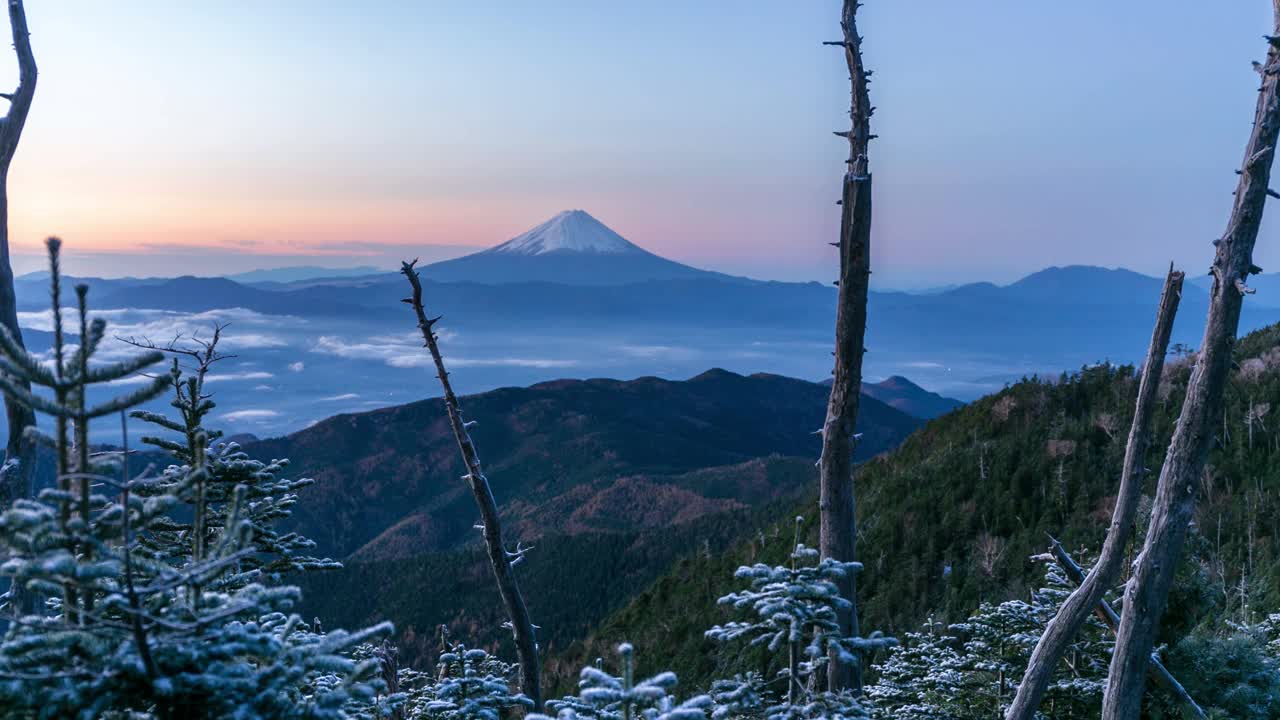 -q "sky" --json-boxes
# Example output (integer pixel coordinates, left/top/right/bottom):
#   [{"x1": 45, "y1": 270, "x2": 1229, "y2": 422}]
[{"x1": 1, "y1": 1, "x2": 1278, "y2": 287}]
